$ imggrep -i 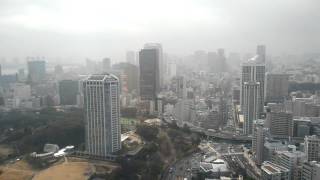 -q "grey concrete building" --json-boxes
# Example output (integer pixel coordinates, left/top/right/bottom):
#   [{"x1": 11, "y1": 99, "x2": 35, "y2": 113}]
[
  {"x1": 304, "y1": 135, "x2": 320, "y2": 162},
  {"x1": 265, "y1": 73, "x2": 289, "y2": 103},
  {"x1": 27, "y1": 59, "x2": 46, "y2": 83},
  {"x1": 266, "y1": 111, "x2": 293, "y2": 138}
]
